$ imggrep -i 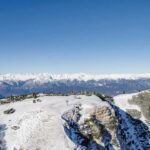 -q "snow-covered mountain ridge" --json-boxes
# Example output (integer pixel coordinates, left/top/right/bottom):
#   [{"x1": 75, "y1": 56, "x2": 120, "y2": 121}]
[
  {"x1": 1, "y1": 73, "x2": 150, "y2": 82},
  {"x1": 1, "y1": 73, "x2": 150, "y2": 98}
]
